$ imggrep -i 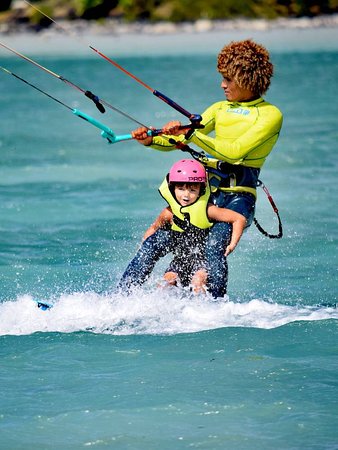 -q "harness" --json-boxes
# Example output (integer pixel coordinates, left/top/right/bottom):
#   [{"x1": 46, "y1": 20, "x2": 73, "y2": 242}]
[
  {"x1": 205, "y1": 159, "x2": 260, "y2": 197},
  {"x1": 169, "y1": 139, "x2": 283, "y2": 239}
]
